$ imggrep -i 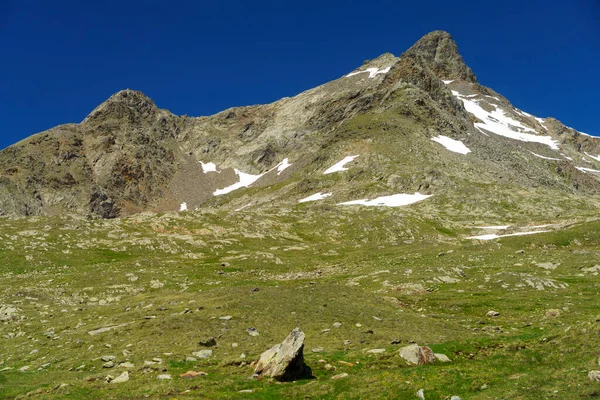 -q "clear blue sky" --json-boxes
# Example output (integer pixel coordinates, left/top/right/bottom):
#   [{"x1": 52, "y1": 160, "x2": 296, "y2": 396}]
[{"x1": 1, "y1": 0, "x2": 598, "y2": 150}]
